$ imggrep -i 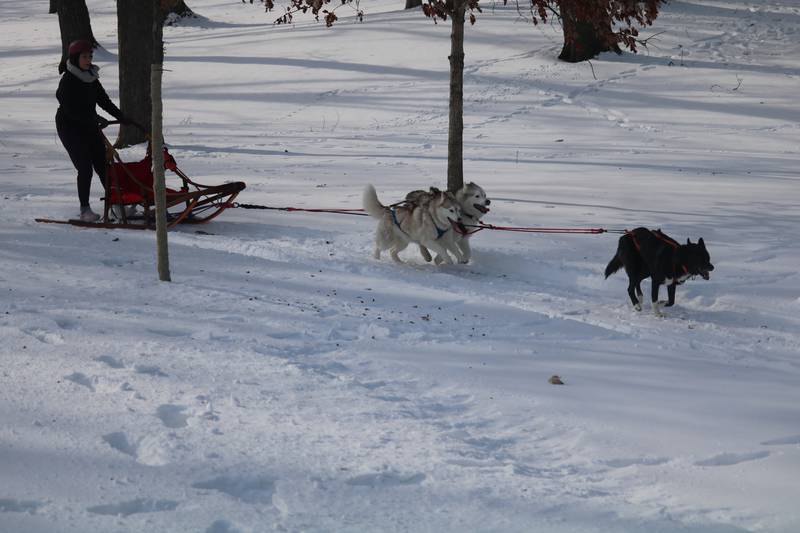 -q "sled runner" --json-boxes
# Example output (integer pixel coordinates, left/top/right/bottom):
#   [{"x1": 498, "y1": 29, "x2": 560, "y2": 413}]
[{"x1": 38, "y1": 125, "x2": 245, "y2": 230}]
